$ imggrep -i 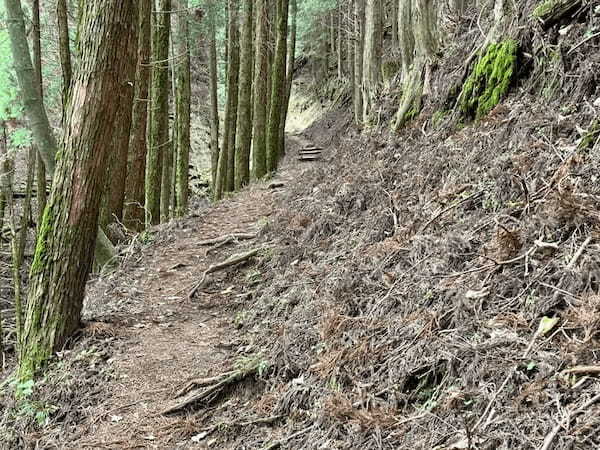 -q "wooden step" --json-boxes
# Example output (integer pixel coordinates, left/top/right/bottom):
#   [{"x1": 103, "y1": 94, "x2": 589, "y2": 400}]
[
  {"x1": 301, "y1": 145, "x2": 323, "y2": 151},
  {"x1": 298, "y1": 149, "x2": 322, "y2": 155},
  {"x1": 298, "y1": 155, "x2": 321, "y2": 162}
]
